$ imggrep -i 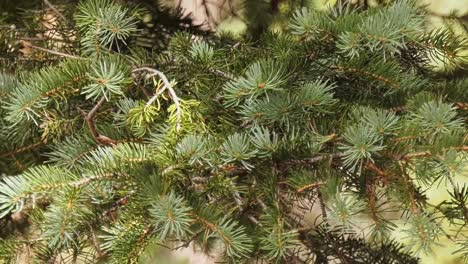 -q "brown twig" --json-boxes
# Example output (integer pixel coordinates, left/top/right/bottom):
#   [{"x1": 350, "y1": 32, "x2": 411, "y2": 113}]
[
  {"x1": 402, "y1": 145, "x2": 468, "y2": 160},
  {"x1": 87, "y1": 94, "x2": 107, "y2": 119},
  {"x1": 365, "y1": 162, "x2": 388, "y2": 185},
  {"x1": 78, "y1": 93, "x2": 116, "y2": 146},
  {"x1": 402, "y1": 151, "x2": 432, "y2": 160},
  {"x1": 23, "y1": 43, "x2": 84, "y2": 60},
  {"x1": 101, "y1": 196, "x2": 129, "y2": 220},
  {"x1": 455, "y1": 102, "x2": 468, "y2": 110},
  {"x1": 297, "y1": 182, "x2": 324, "y2": 193}
]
